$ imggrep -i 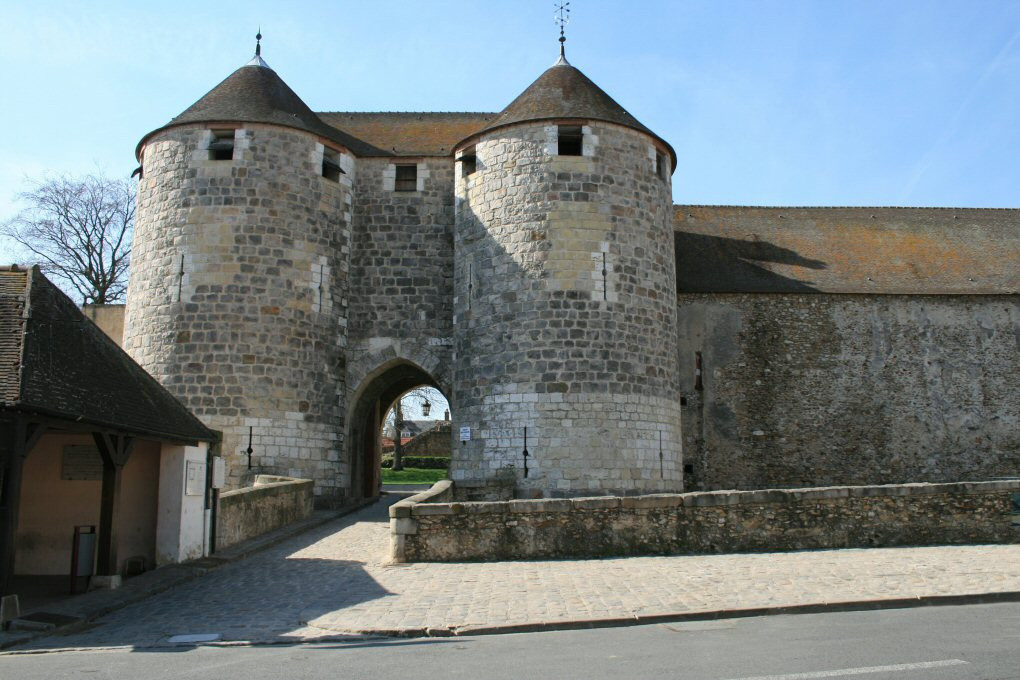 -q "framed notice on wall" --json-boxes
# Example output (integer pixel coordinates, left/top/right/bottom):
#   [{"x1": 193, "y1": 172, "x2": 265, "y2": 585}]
[
  {"x1": 185, "y1": 460, "x2": 204, "y2": 496},
  {"x1": 62, "y1": 446, "x2": 103, "y2": 481}
]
